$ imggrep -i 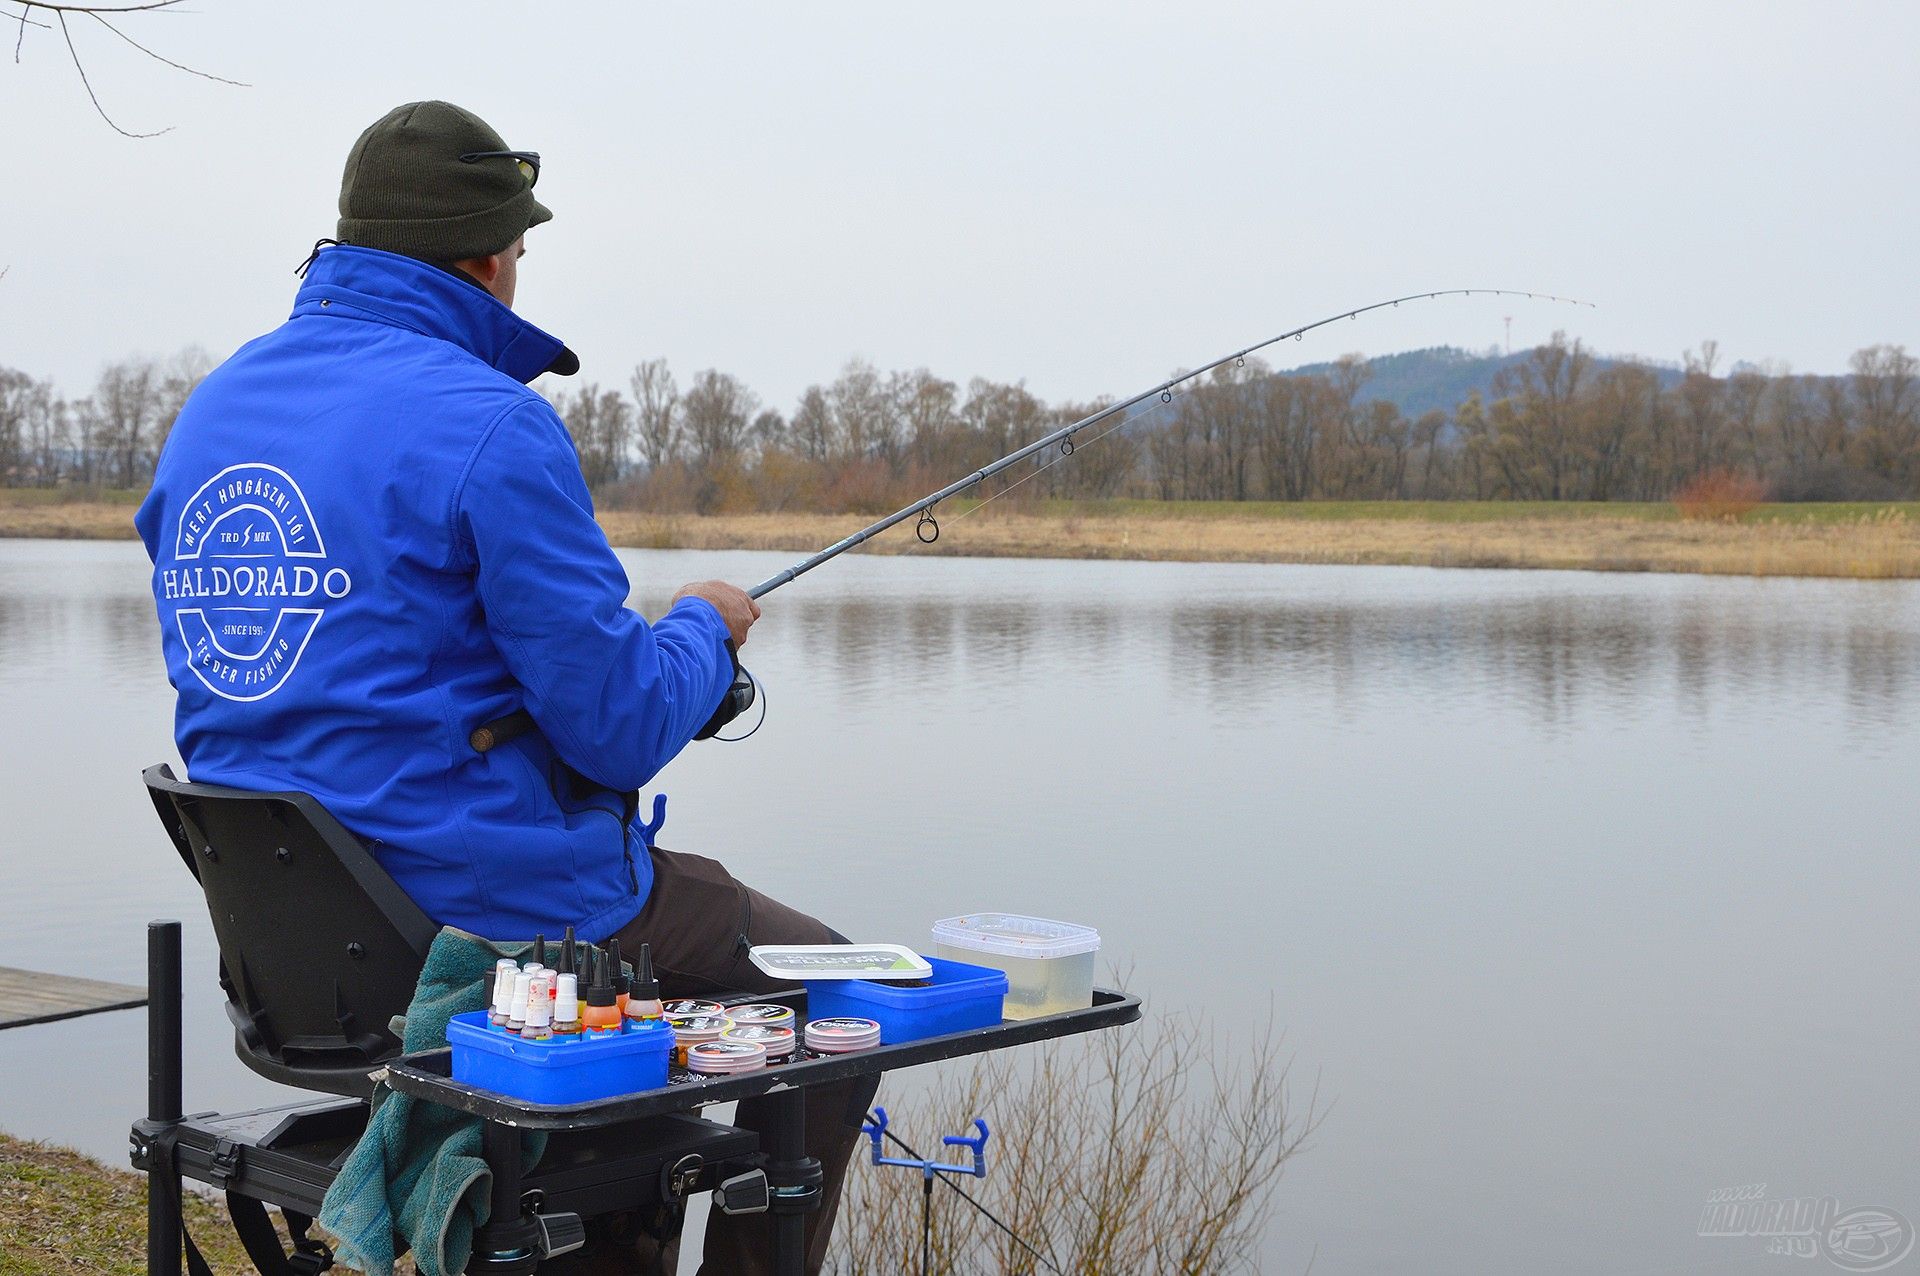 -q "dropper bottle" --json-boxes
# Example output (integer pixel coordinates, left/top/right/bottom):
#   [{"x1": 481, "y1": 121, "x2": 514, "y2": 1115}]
[
  {"x1": 623, "y1": 943, "x2": 664, "y2": 1026},
  {"x1": 557, "y1": 926, "x2": 577, "y2": 1001},
  {"x1": 608, "y1": 939, "x2": 631, "y2": 1016},
  {"x1": 582, "y1": 950, "x2": 621, "y2": 1035}
]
